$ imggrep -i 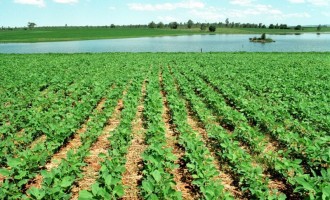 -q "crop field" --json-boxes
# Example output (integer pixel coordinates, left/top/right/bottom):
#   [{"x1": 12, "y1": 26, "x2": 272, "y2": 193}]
[{"x1": 0, "y1": 52, "x2": 329, "y2": 199}]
